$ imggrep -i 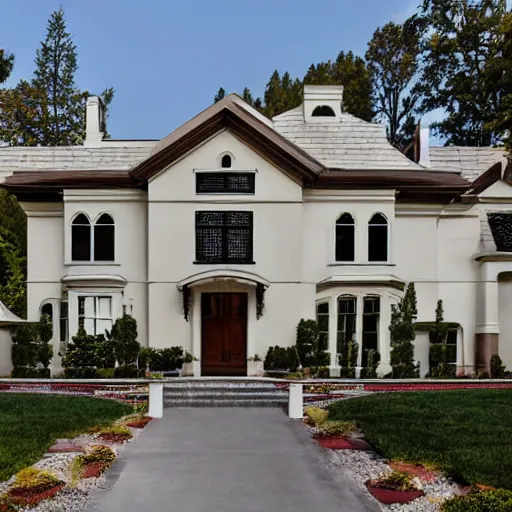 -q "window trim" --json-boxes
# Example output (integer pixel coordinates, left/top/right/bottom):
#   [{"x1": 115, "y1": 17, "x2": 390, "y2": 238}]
[
  {"x1": 316, "y1": 300, "x2": 330, "y2": 352},
  {"x1": 70, "y1": 211, "x2": 116, "y2": 263},
  {"x1": 194, "y1": 210, "x2": 255, "y2": 265},
  {"x1": 367, "y1": 212, "x2": 390, "y2": 263}
]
